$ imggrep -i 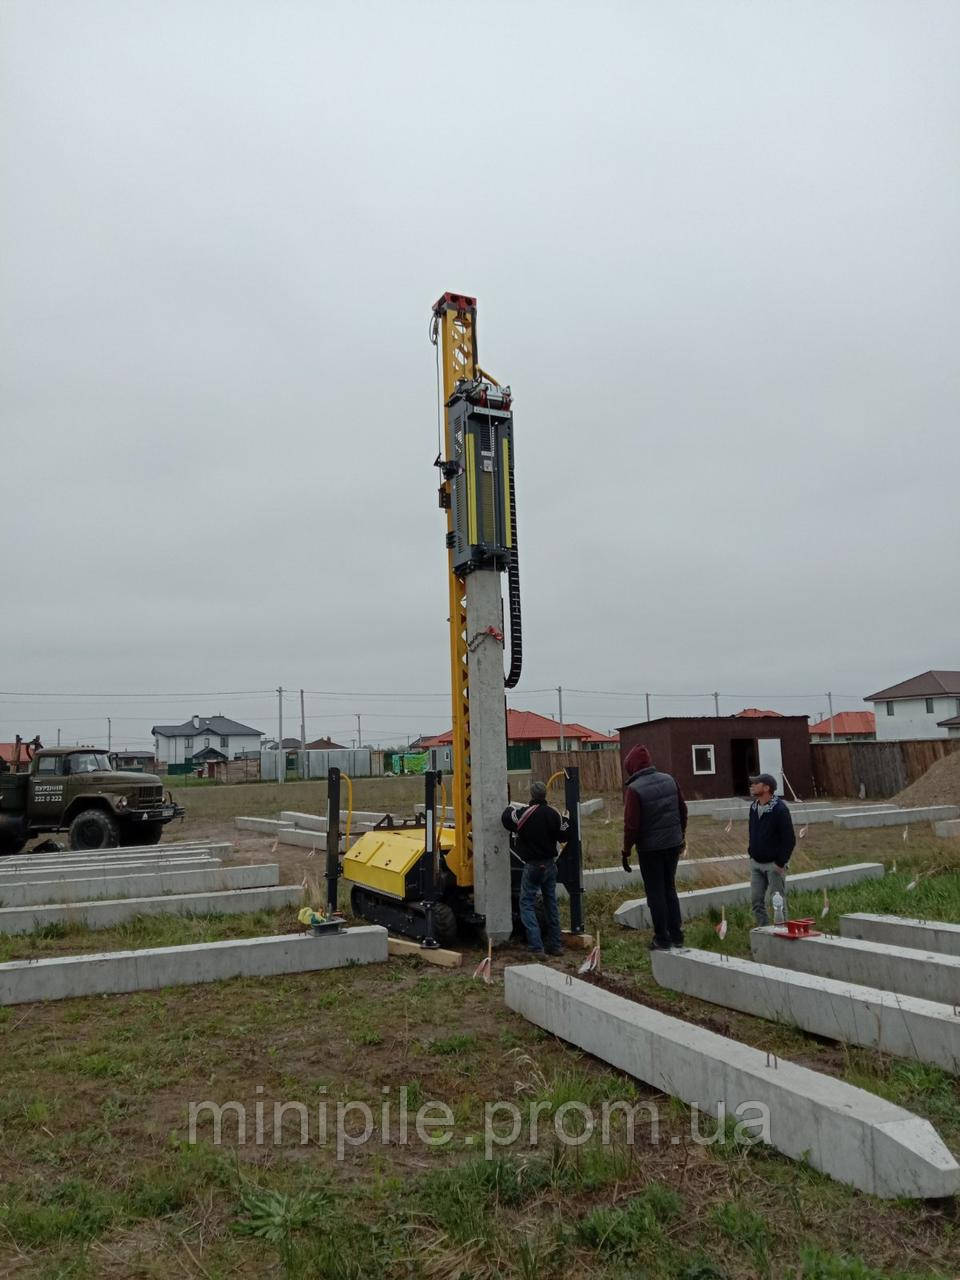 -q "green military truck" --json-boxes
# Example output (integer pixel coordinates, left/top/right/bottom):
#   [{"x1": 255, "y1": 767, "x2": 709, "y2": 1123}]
[{"x1": 0, "y1": 746, "x2": 184, "y2": 854}]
